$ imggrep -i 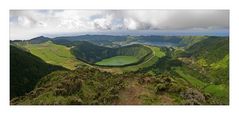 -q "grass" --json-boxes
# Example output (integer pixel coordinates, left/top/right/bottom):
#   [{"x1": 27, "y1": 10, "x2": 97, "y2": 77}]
[
  {"x1": 204, "y1": 84, "x2": 229, "y2": 103},
  {"x1": 24, "y1": 42, "x2": 164, "y2": 73},
  {"x1": 95, "y1": 56, "x2": 139, "y2": 66},
  {"x1": 174, "y1": 67, "x2": 207, "y2": 89},
  {"x1": 24, "y1": 41, "x2": 83, "y2": 70},
  {"x1": 100, "y1": 45, "x2": 166, "y2": 73},
  {"x1": 174, "y1": 67, "x2": 229, "y2": 104},
  {"x1": 119, "y1": 55, "x2": 156, "y2": 71},
  {"x1": 118, "y1": 46, "x2": 165, "y2": 72},
  {"x1": 148, "y1": 46, "x2": 166, "y2": 58},
  {"x1": 204, "y1": 84, "x2": 228, "y2": 97},
  {"x1": 210, "y1": 54, "x2": 229, "y2": 69}
]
